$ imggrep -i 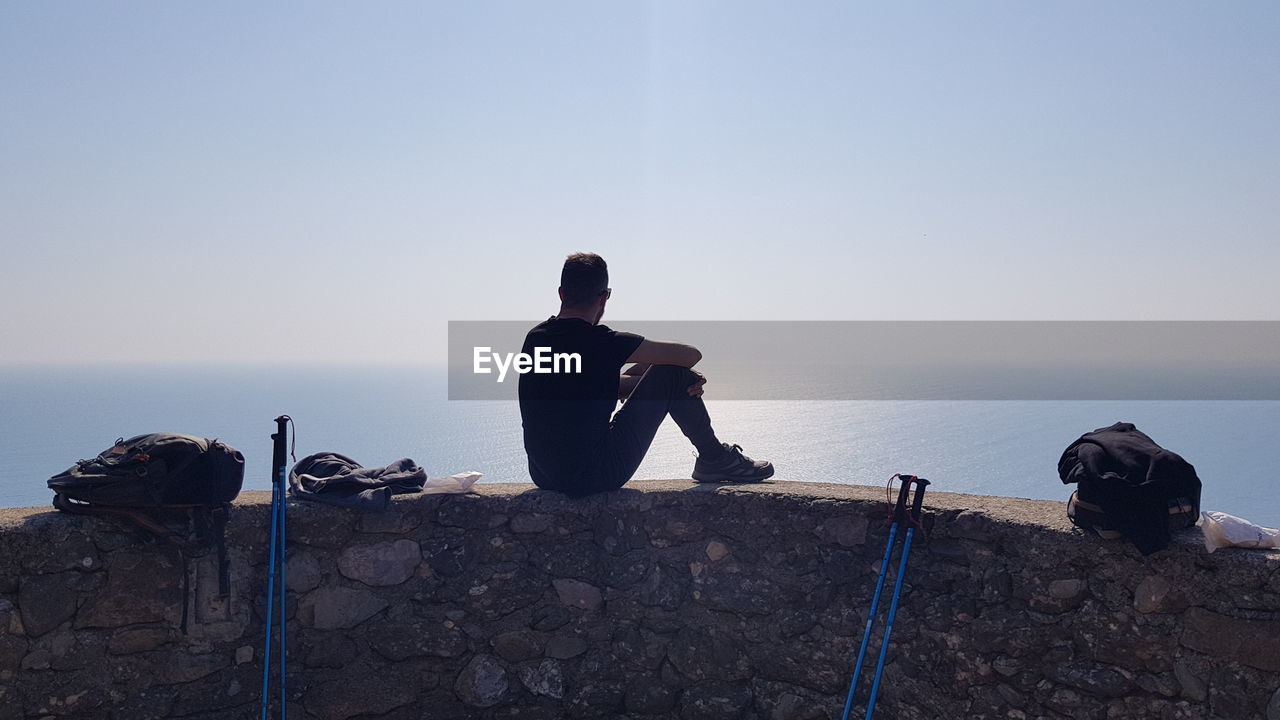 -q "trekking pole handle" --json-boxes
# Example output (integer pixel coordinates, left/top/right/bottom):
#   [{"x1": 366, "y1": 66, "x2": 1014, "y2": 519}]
[
  {"x1": 271, "y1": 416, "x2": 289, "y2": 478},
  {"x1": 893, "y1": 475, "x2": 916, "y2": 524},
  {"x1": 910, "y1": 478, "x2": 930, "y2": 523}
]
